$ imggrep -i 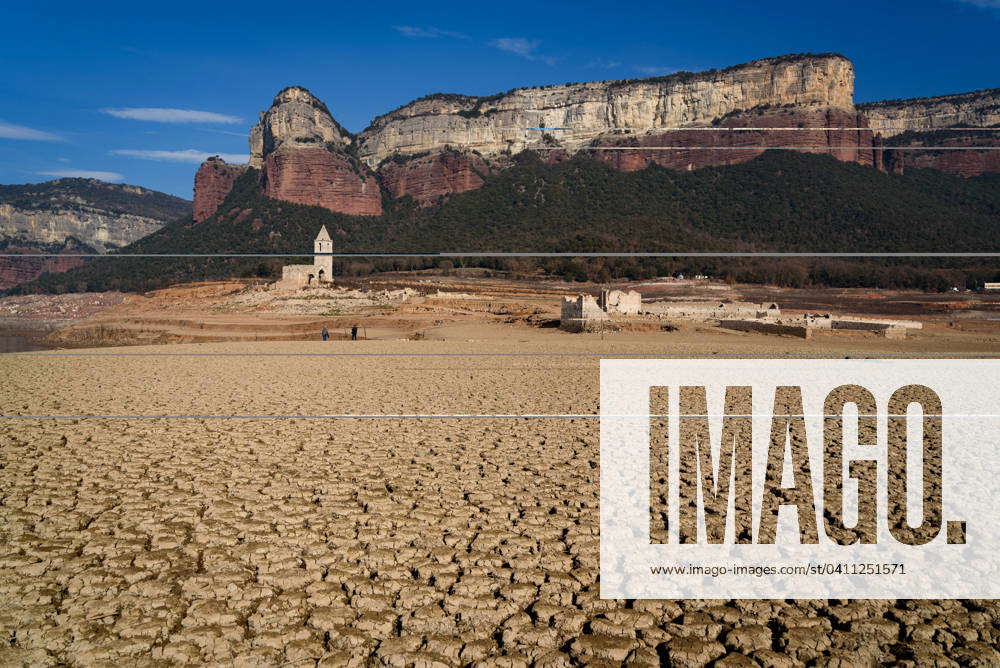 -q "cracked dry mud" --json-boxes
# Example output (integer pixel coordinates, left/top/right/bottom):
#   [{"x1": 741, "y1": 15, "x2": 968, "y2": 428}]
[{"x1": 1, "y1": 341, "x2": 999, "y2": 667}]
